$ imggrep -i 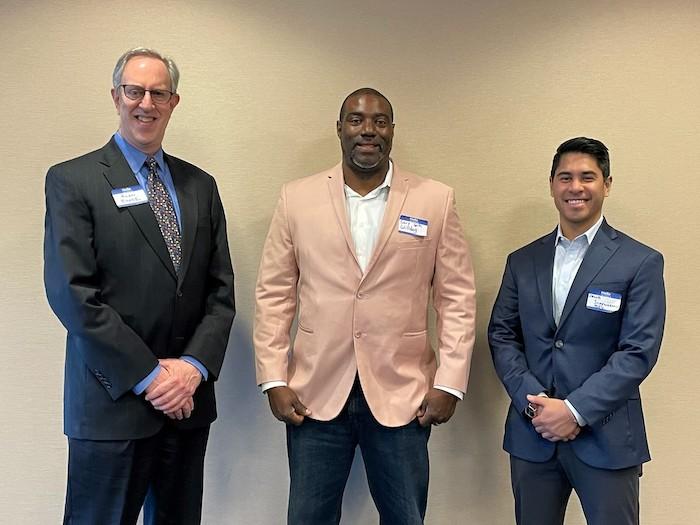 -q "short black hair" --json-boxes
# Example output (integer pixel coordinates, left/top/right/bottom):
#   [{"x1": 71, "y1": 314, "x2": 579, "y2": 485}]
[
  {"x1": 339, "y1": 87, "x2": 394, "y2": 122},
  {"x1": 551, "y1": 137, "x2": 610, "y2": 179}
]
